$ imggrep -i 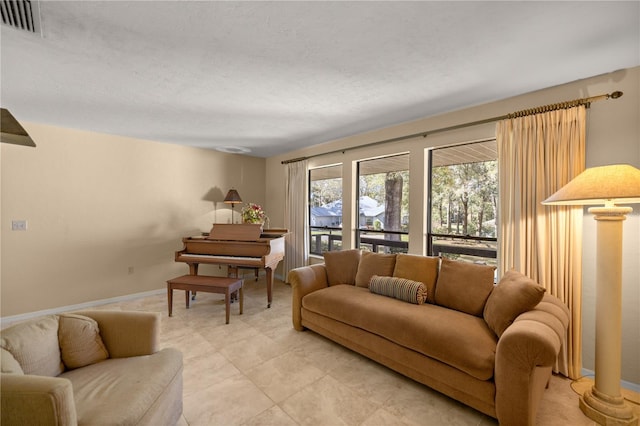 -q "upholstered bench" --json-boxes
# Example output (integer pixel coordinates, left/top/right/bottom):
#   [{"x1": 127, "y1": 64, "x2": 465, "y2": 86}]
[{"x1": 167, "y1": 275, "x2": 244, "y2": 324}]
